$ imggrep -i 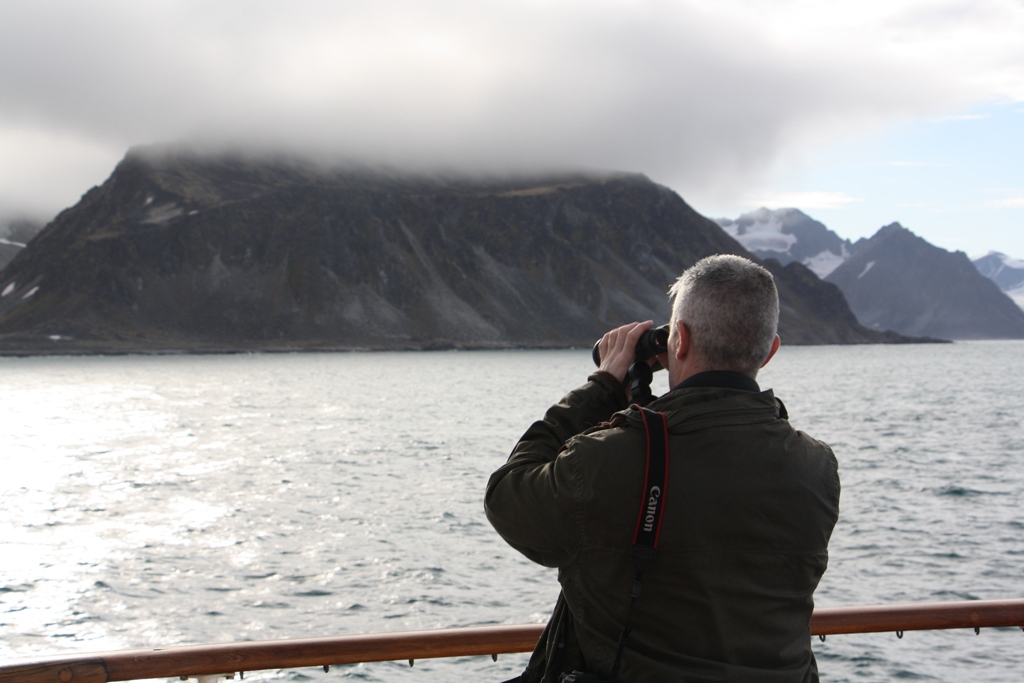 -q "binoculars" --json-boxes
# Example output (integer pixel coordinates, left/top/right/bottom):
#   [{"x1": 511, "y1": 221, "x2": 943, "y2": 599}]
[
  {"x1": 591, "y1": 324, "x2": 670, "y2": 406},
  {"x1": 591, "y1": 324, "x2": 670, "y2": 367}
]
